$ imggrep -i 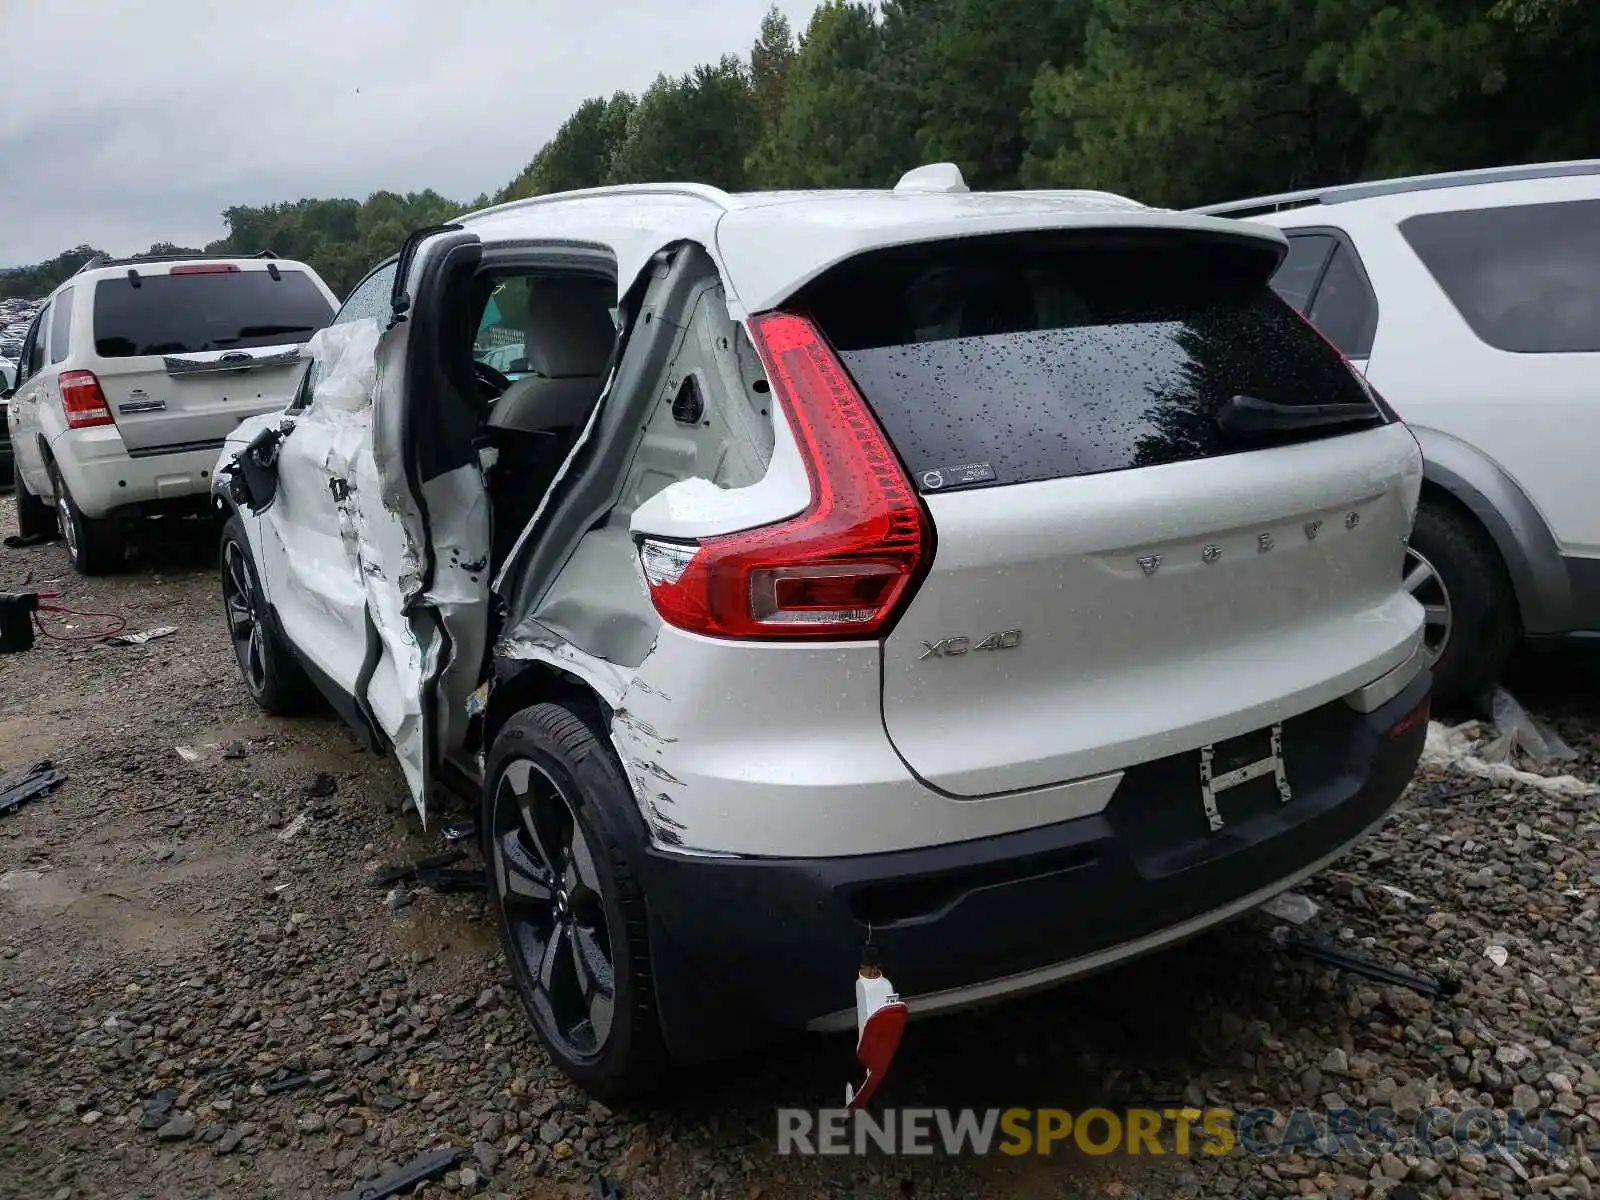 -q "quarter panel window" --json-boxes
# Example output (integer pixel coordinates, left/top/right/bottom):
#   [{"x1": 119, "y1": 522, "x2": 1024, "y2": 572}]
[
  {"x1": 48, "y1": 288, "x2": 73, "y2": 363},
  {"x1": 1268, "y1": 234, "x2": 1334, "y2": 313},
  {"x1": 1306, "y1": 243, "x2": 1379, "y2": 359},
  {"x1": 1400, "y1": 199, "x2": 1600, "y2": 354},
  {"x1": 23, "y1": 307, "x2": 49, "y2": 379}
]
